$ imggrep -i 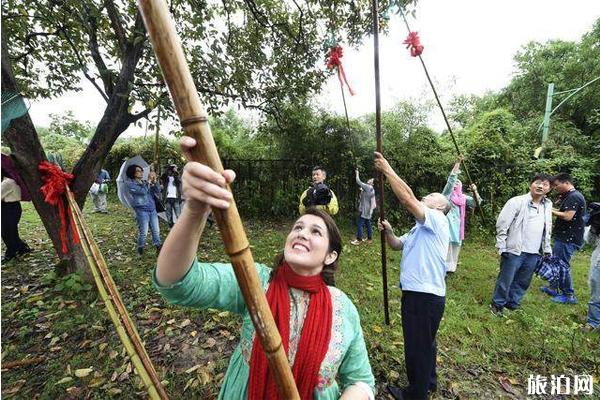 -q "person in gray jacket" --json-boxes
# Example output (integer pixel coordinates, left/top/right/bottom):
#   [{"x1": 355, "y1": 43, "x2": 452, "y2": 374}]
[
  {"x1": 490, "y1": 174, "x2": 553, "y2": 316},
  {"x1": 351, "y1": 169, "x2": 376, "y2": 245}
]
